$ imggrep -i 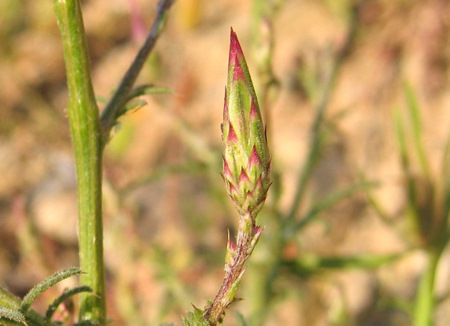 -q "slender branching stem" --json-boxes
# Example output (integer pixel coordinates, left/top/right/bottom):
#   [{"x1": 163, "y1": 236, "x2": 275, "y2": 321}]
[{"x1": 100, "y1": 0, "x2": 175, "y2": 144}]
